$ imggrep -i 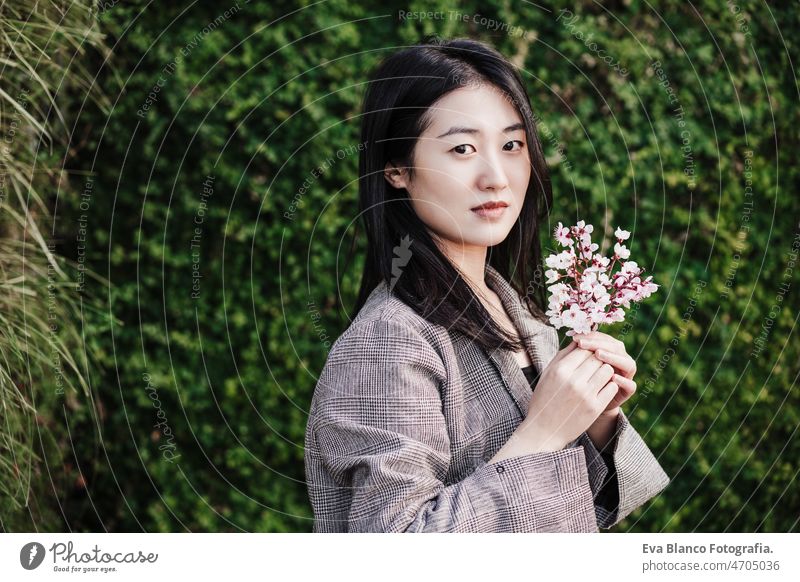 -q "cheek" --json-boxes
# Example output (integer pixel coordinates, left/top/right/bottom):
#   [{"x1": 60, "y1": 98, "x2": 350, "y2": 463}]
[
  {"x1": 510, "y1": 161, "x2": 531, "y2": 204},
  {"x1": 510, "y1": 159, "x2": 532, "y2": 188},
  {"x1": 406, "y1": 153, "x2": 467, "y2": 212},
  {"x1": 409, "y1": 196, "x2": 461, "y2": 237},
  {"x1": 406, "y1": 169, "x2": 464, "y2": 231}
]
